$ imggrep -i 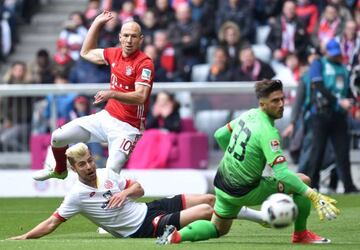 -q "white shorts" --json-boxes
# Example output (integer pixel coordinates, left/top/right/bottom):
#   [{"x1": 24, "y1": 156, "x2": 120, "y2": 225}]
[{"x1": 73, "y1": 110, "x2": 141, "y2": 156}]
